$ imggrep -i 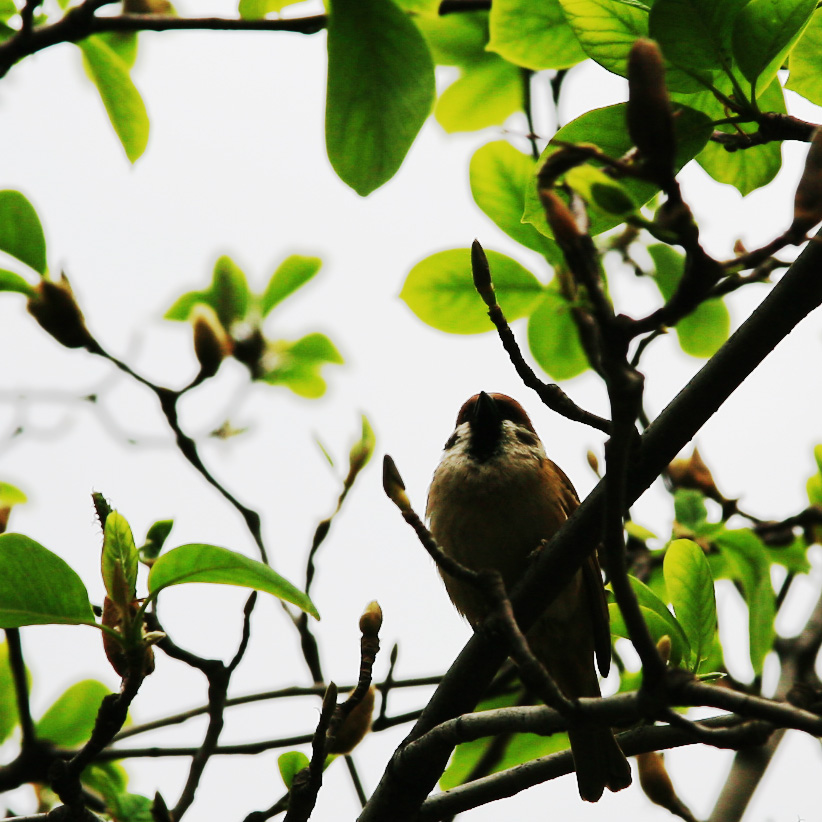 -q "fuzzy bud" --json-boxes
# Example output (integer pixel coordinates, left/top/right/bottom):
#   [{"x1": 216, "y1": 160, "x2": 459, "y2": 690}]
[
  {"x1": 471, "y1": 240, "x2": 496, "y2": 307},
  {"x1": 656, "y1": 634, "x2": 672, "y2": 664},
  {"x1": 101, "y1": 596, "x2": 155, "y2": 679},
  {"x1": 627, "y1": 39, "x2": 676, "y2": 181},
  {"x1": 27, "y1": 274, "x2": 94, "y2": 349},
  {"x1": 586, "y1": 450, "x2": 600, "y2": 477},
  {"x1": 382, "y1": 455, "x2": 410, "y2": 512},
  {"x1": 328, "y1": 686, "x2": 375, "y2": 755},
  {"x1": 637, "y1": 751, "x2": 696, "y2": 820},
  {"x1": 359, "y1": 600, "x2": 383, "y2": 639},
  {"x1": 191, "y1": 304, "x2": 232, "y2": 378}
]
